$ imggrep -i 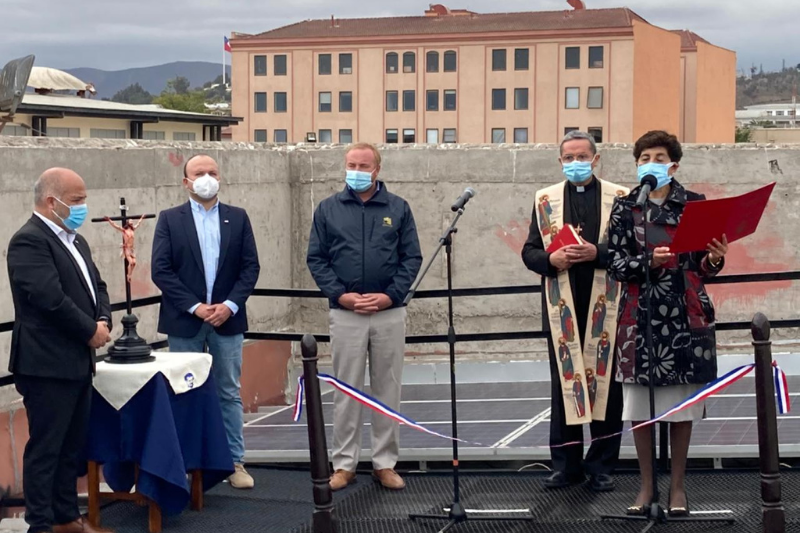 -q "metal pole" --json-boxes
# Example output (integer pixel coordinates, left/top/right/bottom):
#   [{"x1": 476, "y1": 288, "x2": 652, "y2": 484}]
[
  {"x1": 751, "y1": 313, "x2": 785, "y2": 533},
  {"x1": 301, "y1": 334, "x2": 338, "y2": 533}
]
